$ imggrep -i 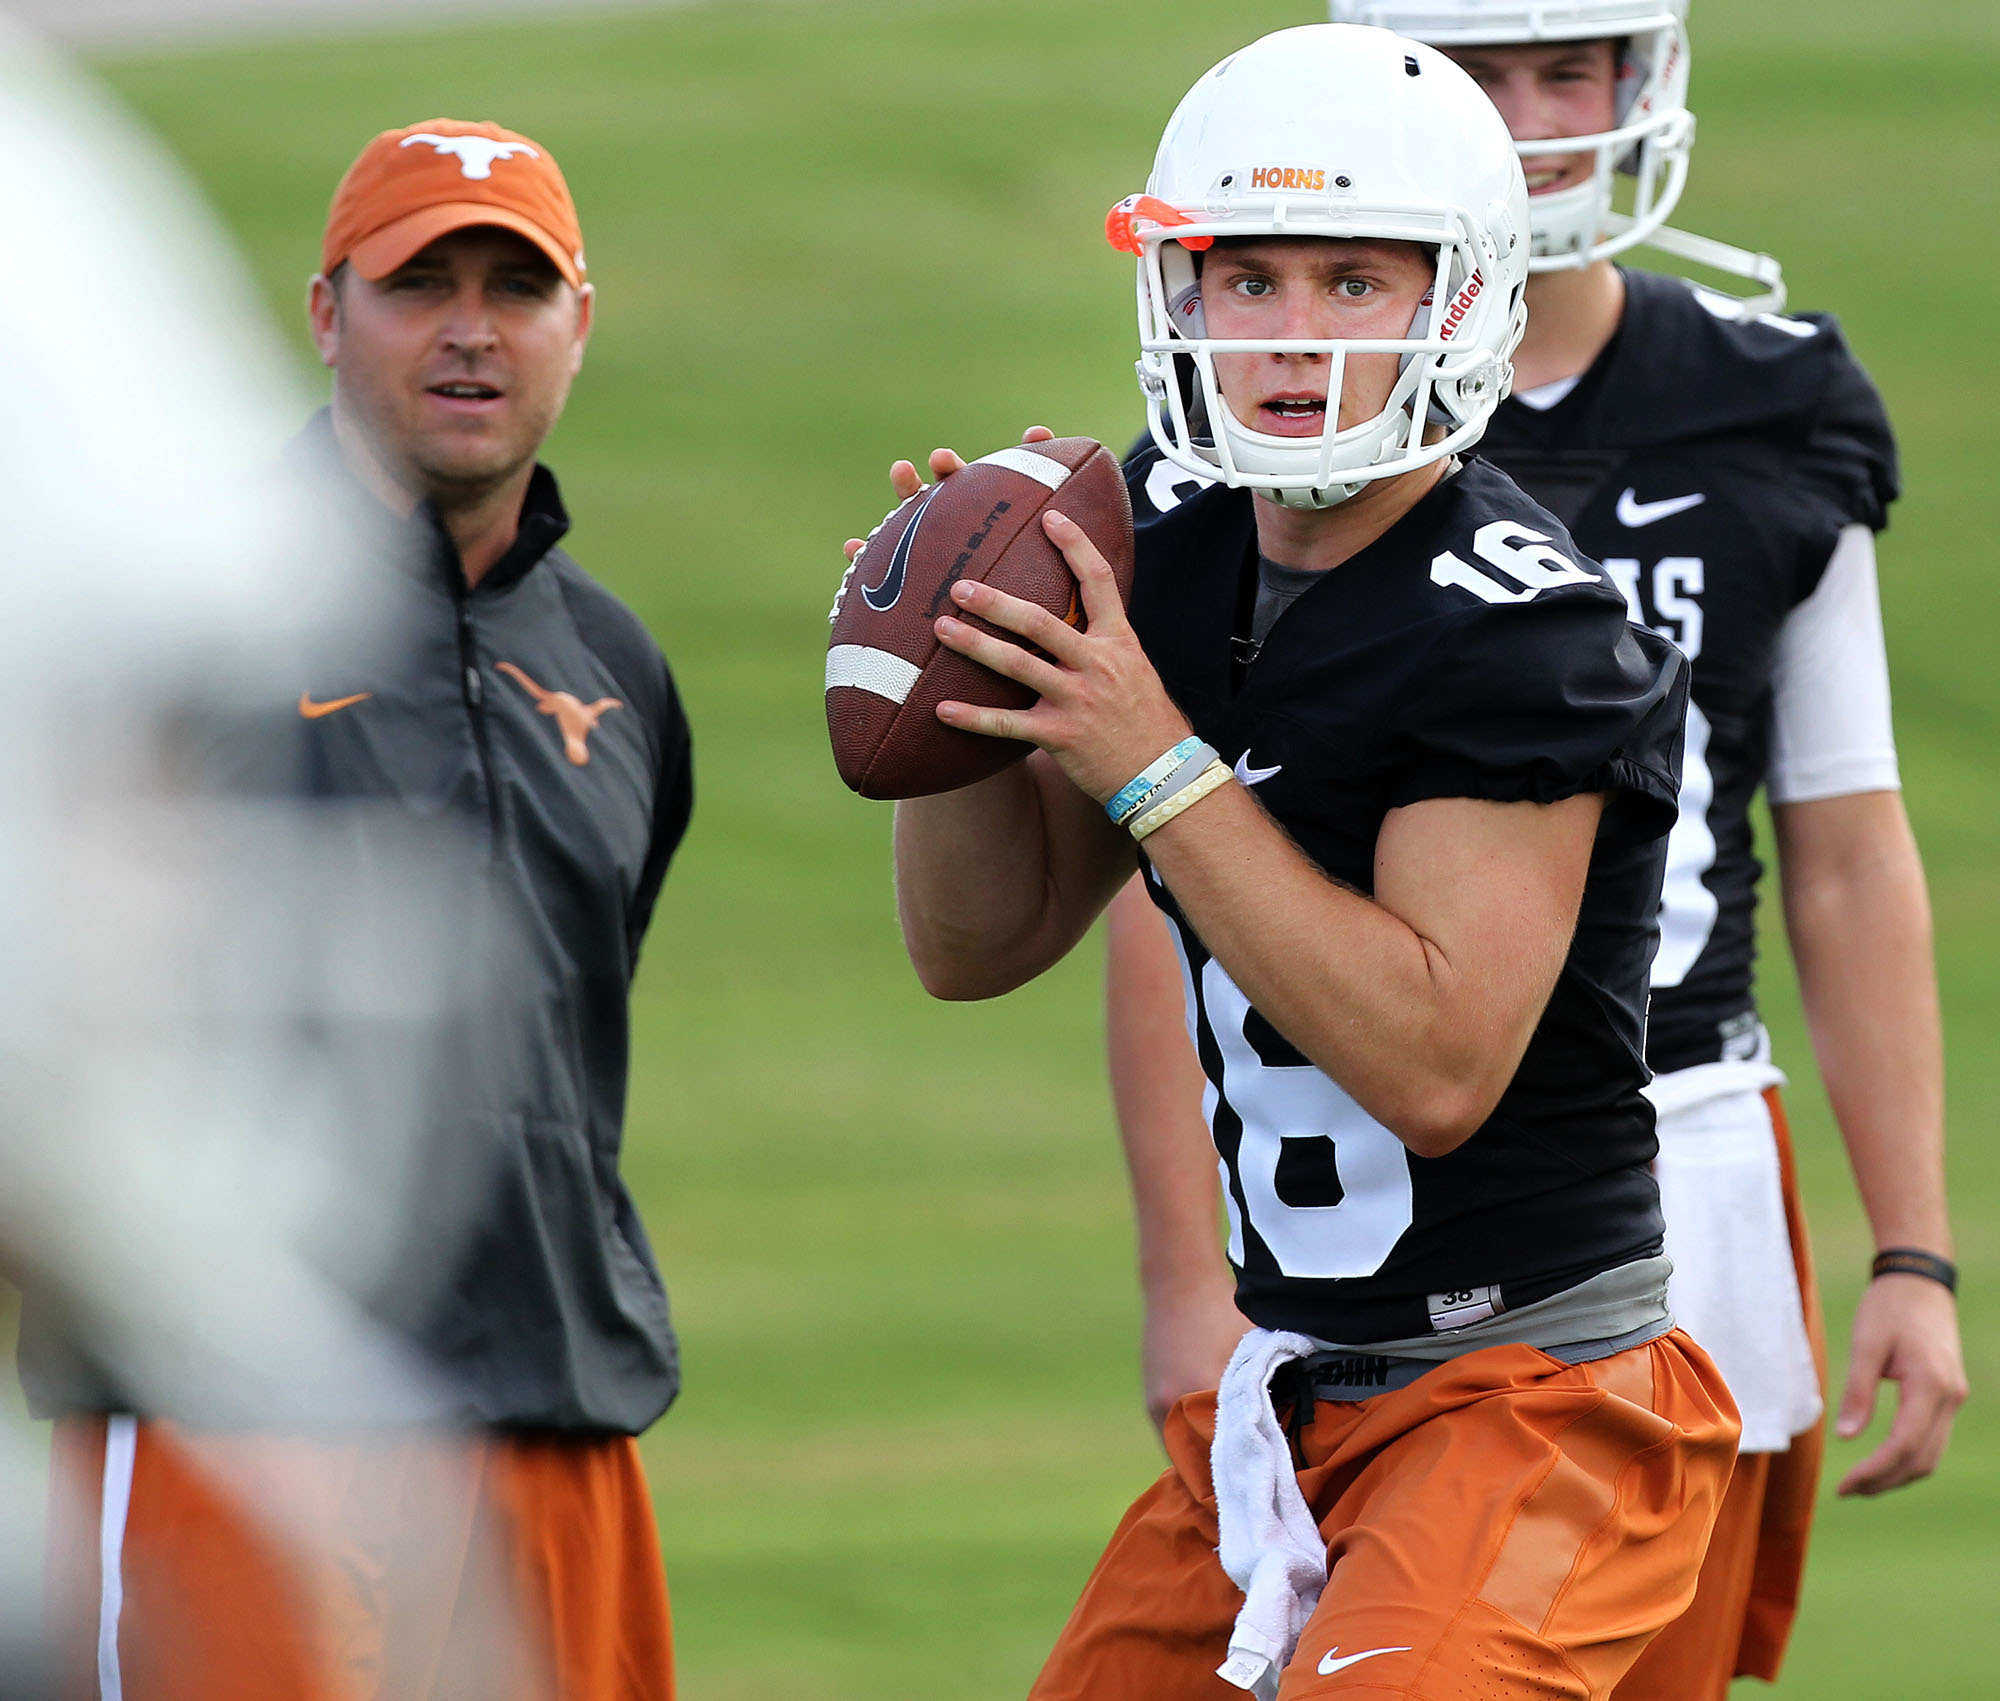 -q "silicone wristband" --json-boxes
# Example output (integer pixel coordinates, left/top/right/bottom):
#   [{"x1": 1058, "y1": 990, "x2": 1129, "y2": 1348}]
[
  {"x1": 1126, "y1": 742, "x2": 1219, "y2": 822},
  {"x1": 1129, "y1": 759, "x2": 1232, "y2": 842},
  {"x1": 1106, "y1": 737, "x2": 1202, "y2": 825},
  {"x1": 1870, "y1": 1248, "x2": 1958, "y2": 1294}
]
